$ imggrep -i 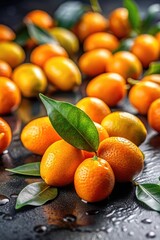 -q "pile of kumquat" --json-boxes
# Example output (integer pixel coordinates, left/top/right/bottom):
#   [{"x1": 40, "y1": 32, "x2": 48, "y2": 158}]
[{"x1": 0, "y1": 0, "x2": 160, "y2": 211}]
